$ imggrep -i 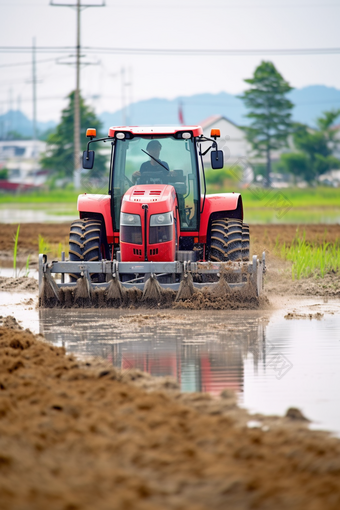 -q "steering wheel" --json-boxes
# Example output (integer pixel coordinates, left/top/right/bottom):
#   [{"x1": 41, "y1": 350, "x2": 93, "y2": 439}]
[{"x1": 137, "y1": 171, "x2": 168, "y2": 185}]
